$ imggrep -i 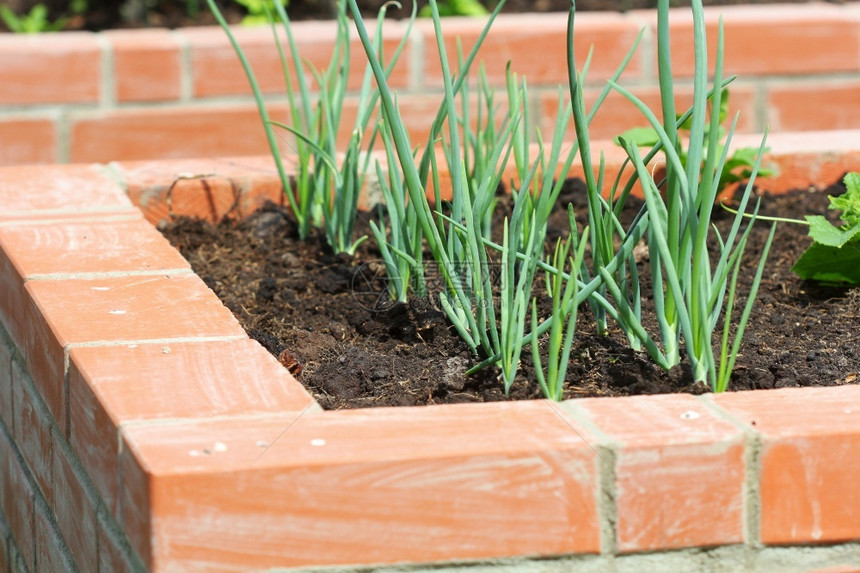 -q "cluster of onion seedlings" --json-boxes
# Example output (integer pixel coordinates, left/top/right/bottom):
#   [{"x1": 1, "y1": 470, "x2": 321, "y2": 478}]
[
  {"x1": 206, "y1": 0, "x2": 412, "y2": 254},
  {"x1": 211, "y1": 0, "x2": 775, "y2": 397}
]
